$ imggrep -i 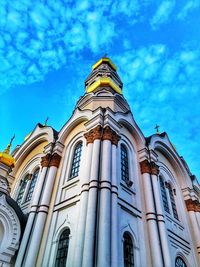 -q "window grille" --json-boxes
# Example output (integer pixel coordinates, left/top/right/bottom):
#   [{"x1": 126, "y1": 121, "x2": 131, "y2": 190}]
[
  {"x1": 55, "y1": 228, "x2": 70, "y2": 267},
  {"x1": 16, "y1": 176, "x2": 29, "y2": 204},
  {"x1": 25, "y1": 169, "x2": 39, "y2": 202},
  {"x1": 168, "y1": 184, "x2": 179, "y2": 220},
  {"x1": 123, "y1": 232, "x2": 134, "y2": 267},
  {"x1": 121, "y1": 144, "x2": 129, "y2": 182},
  {"x1": 175, "y1": 256, "x2": 187, "y2": 267},
  {"x1": 69, "y1": 142, "x2": 82, "y2": 179},
  {"x1": 159, "y1": 176, "x2": 170, "y2": 213}
]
